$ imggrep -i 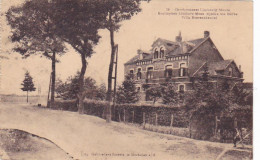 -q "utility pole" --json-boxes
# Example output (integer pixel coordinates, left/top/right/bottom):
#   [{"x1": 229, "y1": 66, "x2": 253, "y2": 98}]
[
  {"x1": 113, "y1": 44, "x2": 119, "y2": 105},
  {"x1": 108, "y1": 44, "x2": 118, "y2": 121}
]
